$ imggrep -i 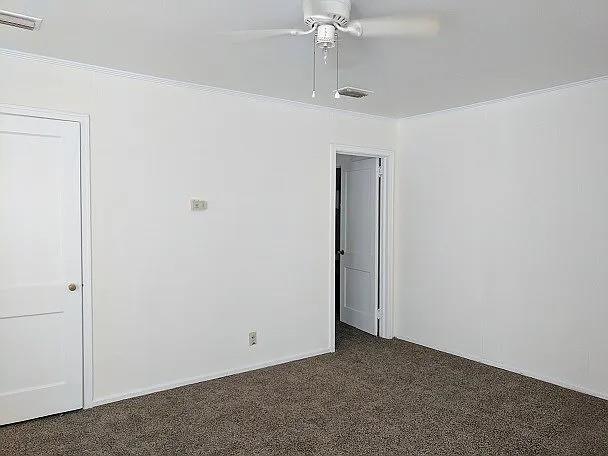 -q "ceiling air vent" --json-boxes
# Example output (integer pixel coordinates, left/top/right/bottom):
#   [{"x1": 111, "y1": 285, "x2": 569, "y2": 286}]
[
  {"x1": 0, "y1": 10, "x2": 43, "y2": 31},
  {"x1": 337, "y1": 87, "x2": 374, "y2": 98}
]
